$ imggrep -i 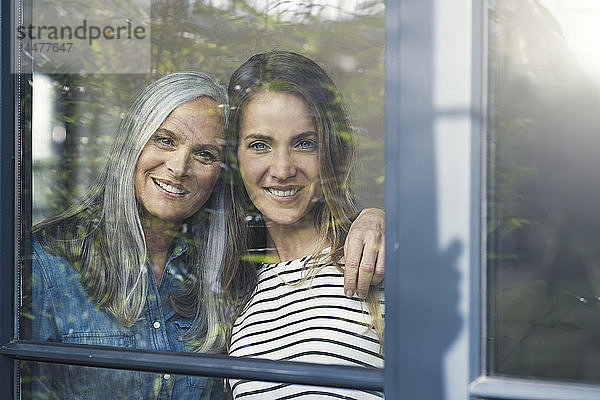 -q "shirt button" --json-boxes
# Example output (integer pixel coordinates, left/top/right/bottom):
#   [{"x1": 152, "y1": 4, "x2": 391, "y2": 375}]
[
  {"x1": 163, "y1": 374, "x2": 171, "y2": 380},
  {"x1": 153, "y1": 321, "x2": 161, "y2": 329}
]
